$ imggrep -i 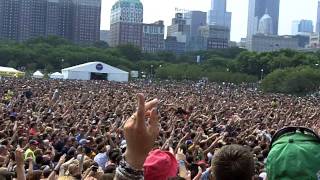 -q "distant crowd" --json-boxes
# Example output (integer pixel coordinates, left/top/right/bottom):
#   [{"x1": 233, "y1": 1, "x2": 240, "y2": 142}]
[{"x1": 0, "y1": 78, "x2": 319, "y2": 180}]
